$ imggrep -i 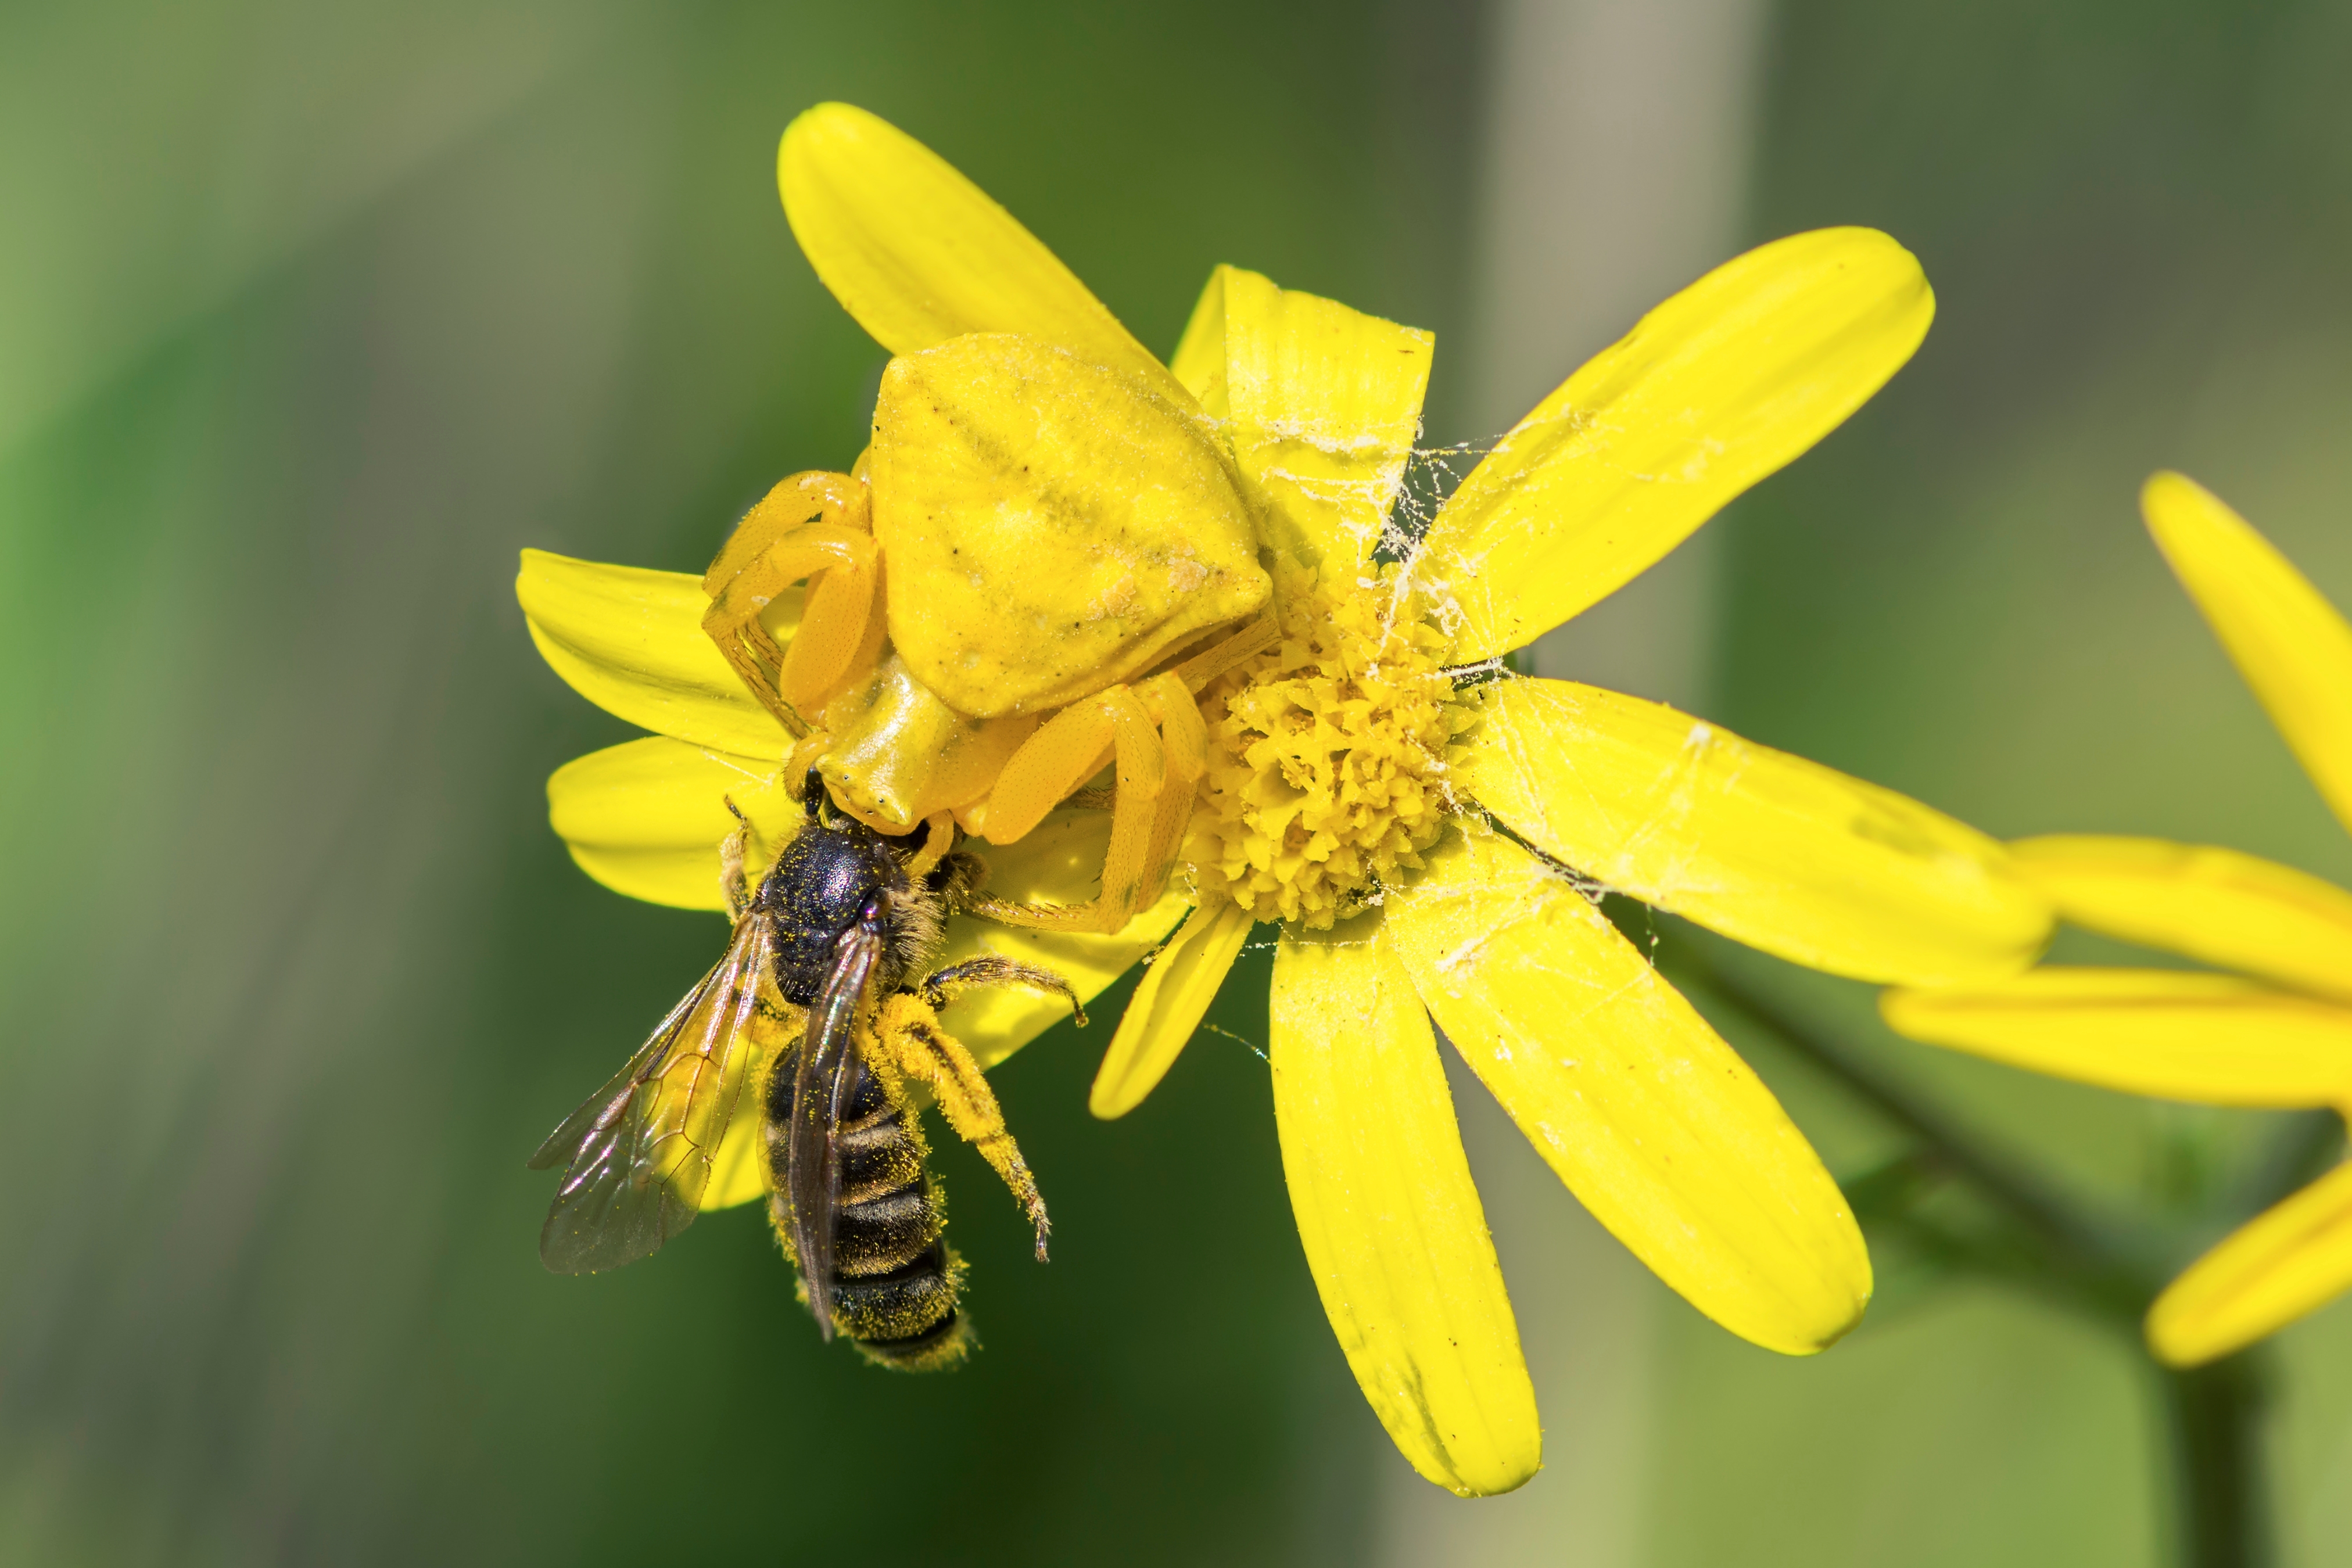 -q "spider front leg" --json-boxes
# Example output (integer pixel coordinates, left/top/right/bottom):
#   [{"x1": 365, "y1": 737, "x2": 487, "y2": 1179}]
[
  {"x1": 702, "y1": 471, "x2": 885, "y2": 732},
  {"x1": 871, "y1": 992, "x2": 1052, "y2": 1259},
  {"x1": 965, "y1": 672, "x2": 1206, "y2": 935}
]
